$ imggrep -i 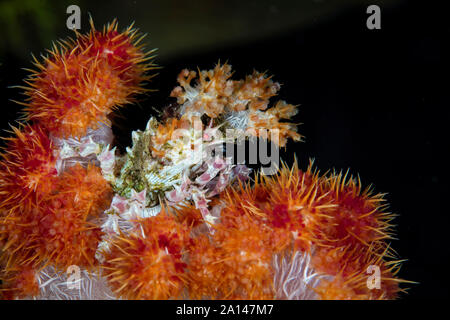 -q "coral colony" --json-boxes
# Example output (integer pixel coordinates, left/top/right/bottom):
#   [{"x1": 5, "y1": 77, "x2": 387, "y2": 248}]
[{"x1": 0, "y1": 20, "x2": 409, "y2": 300}]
